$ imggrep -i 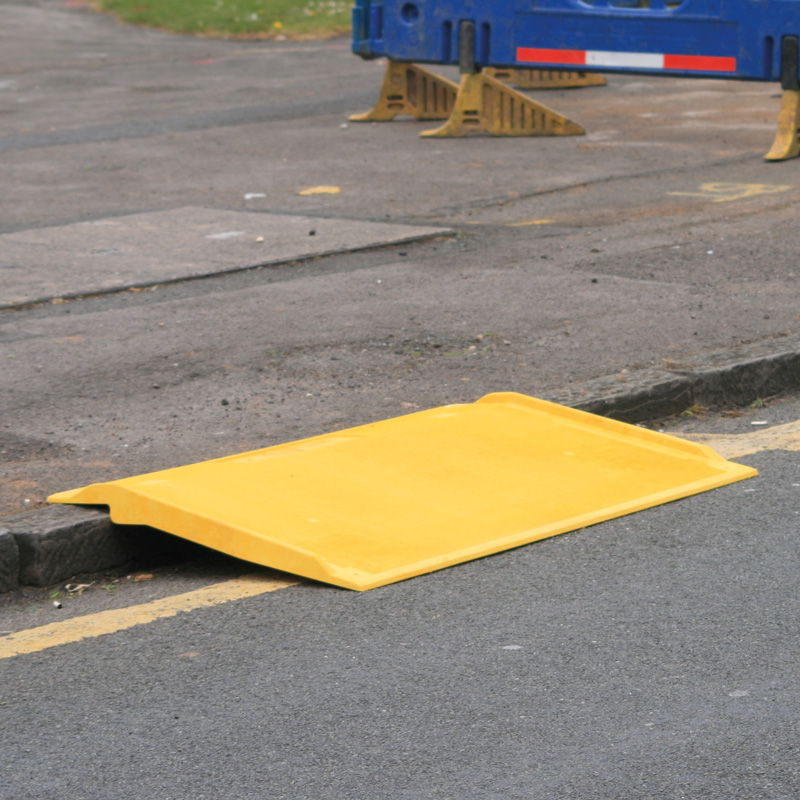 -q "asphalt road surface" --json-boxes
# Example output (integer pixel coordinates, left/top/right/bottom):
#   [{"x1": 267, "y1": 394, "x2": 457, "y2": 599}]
[{"x1": 2, "y1": 2, "x2": 800, "y2": 797}]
